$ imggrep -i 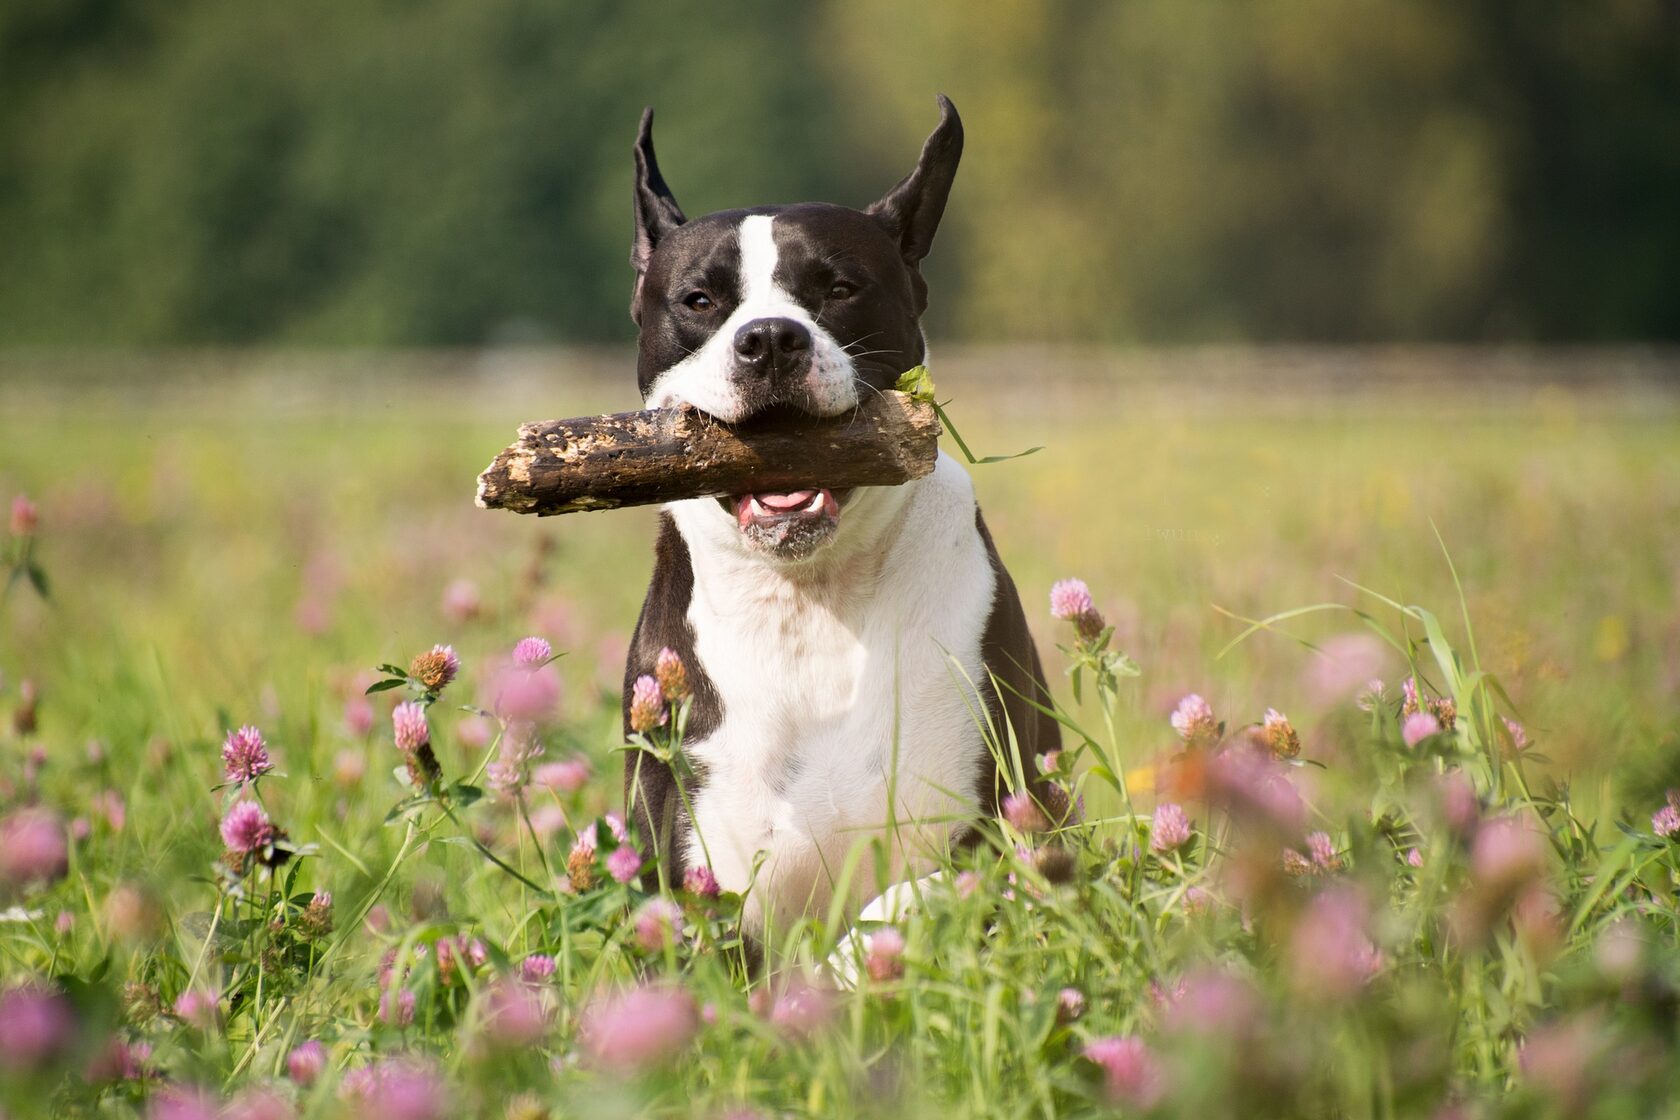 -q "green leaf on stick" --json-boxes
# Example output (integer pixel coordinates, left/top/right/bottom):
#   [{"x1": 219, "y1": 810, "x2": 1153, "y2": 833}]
[{"x1": 895, "y1": 366, "x2": 1041, "y2": 466}]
